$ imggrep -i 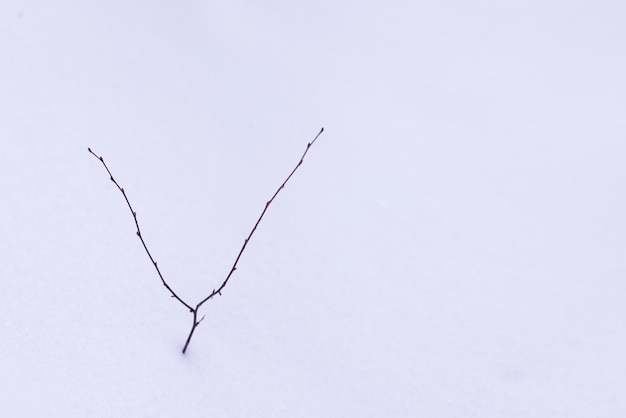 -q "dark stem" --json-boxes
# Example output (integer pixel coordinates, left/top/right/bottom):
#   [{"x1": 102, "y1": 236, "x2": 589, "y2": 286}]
[
  {"x1": 87, "y1": 148, "x2": 193, "y2": 312},
  {"x1": 194, "y1": 127, "x2": 324, "y2": 311},
  {"x1": 182, "y1": 310, "x2": 198, "y2": 354}
]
